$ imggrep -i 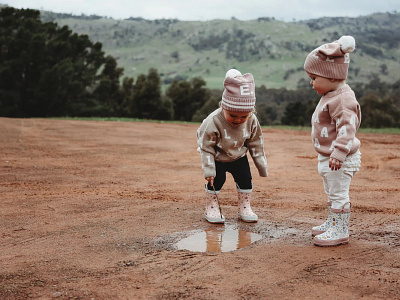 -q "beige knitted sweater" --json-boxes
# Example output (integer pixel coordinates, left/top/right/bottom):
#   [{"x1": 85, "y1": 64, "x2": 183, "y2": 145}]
[
  {"x1": 197, "y1": 108, "x2": 268, "y2": 179},
  {"x1": 311, "y1": 84, "x2": 361, "y2": 162}
]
